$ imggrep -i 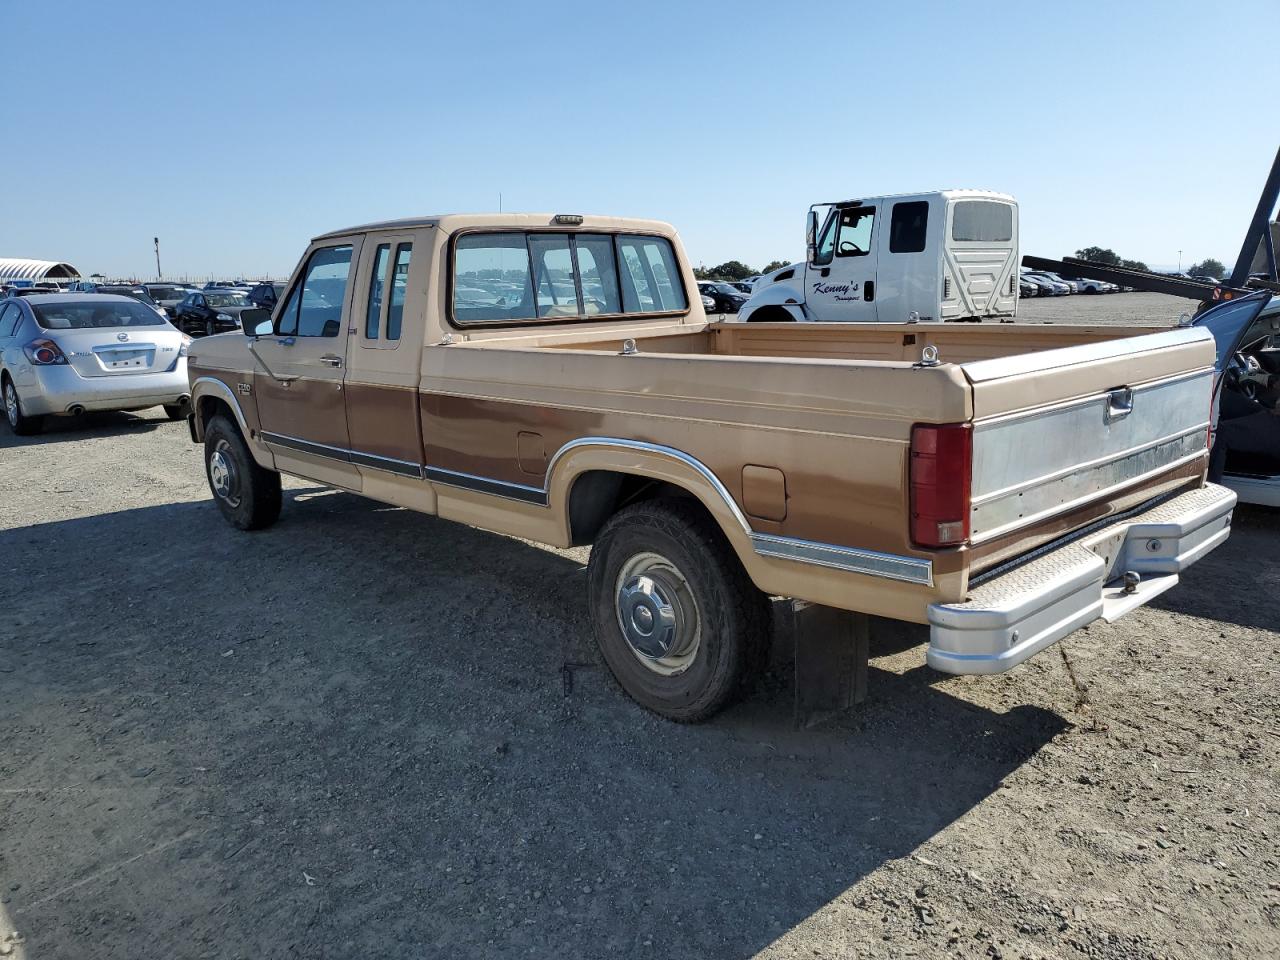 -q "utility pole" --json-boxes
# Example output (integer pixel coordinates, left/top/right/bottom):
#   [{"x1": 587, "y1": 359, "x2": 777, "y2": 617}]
[
  {"x1": 154, "y1": 237, "x2": 162, "y2": 280},
  {"x1": 498, "y1": 192, "x2": 503, "y2": 213},
  {"x1": 1177, "y1": 249, "x2": 1182, "y2": 272}
]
